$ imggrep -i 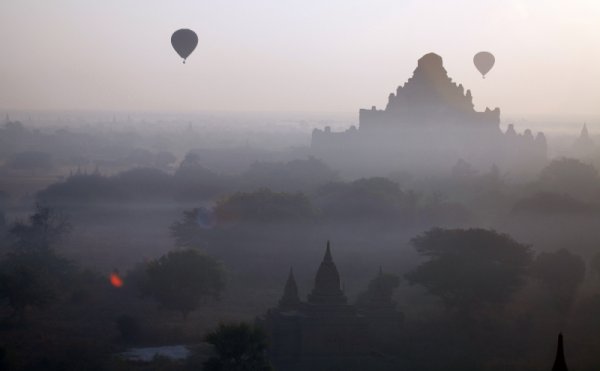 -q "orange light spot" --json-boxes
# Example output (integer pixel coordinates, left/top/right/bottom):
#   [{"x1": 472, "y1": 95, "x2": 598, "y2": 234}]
[{"x1": 110, "y1": 272, "x2": 123, "y2": 288}]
